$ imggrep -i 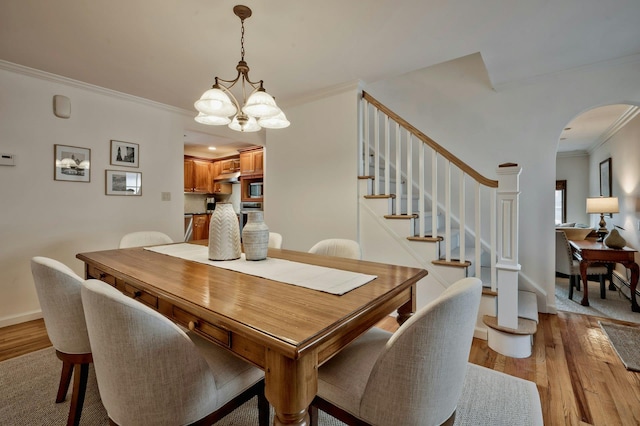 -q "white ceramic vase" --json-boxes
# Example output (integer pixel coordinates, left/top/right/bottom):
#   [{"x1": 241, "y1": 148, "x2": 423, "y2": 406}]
[
  {"x1": 208, "y1": 203, "x2": 241, "y2": 260},
  {"x1": 242, "y1": 211, "x2": 269, "y2": 261}
]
